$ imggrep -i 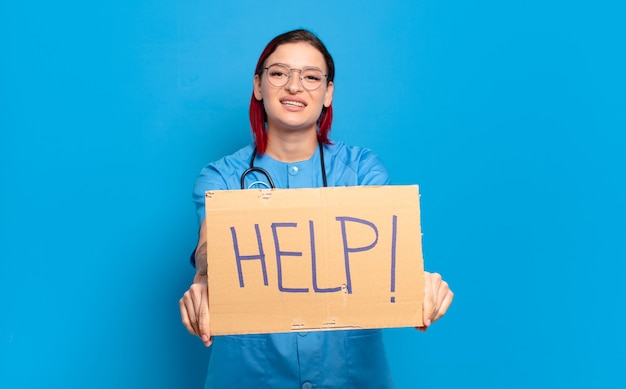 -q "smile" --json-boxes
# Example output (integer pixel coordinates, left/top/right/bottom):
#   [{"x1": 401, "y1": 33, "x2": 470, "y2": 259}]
[{"x1": 281, "y1": 100, "x2": 305, "y2": 108}]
